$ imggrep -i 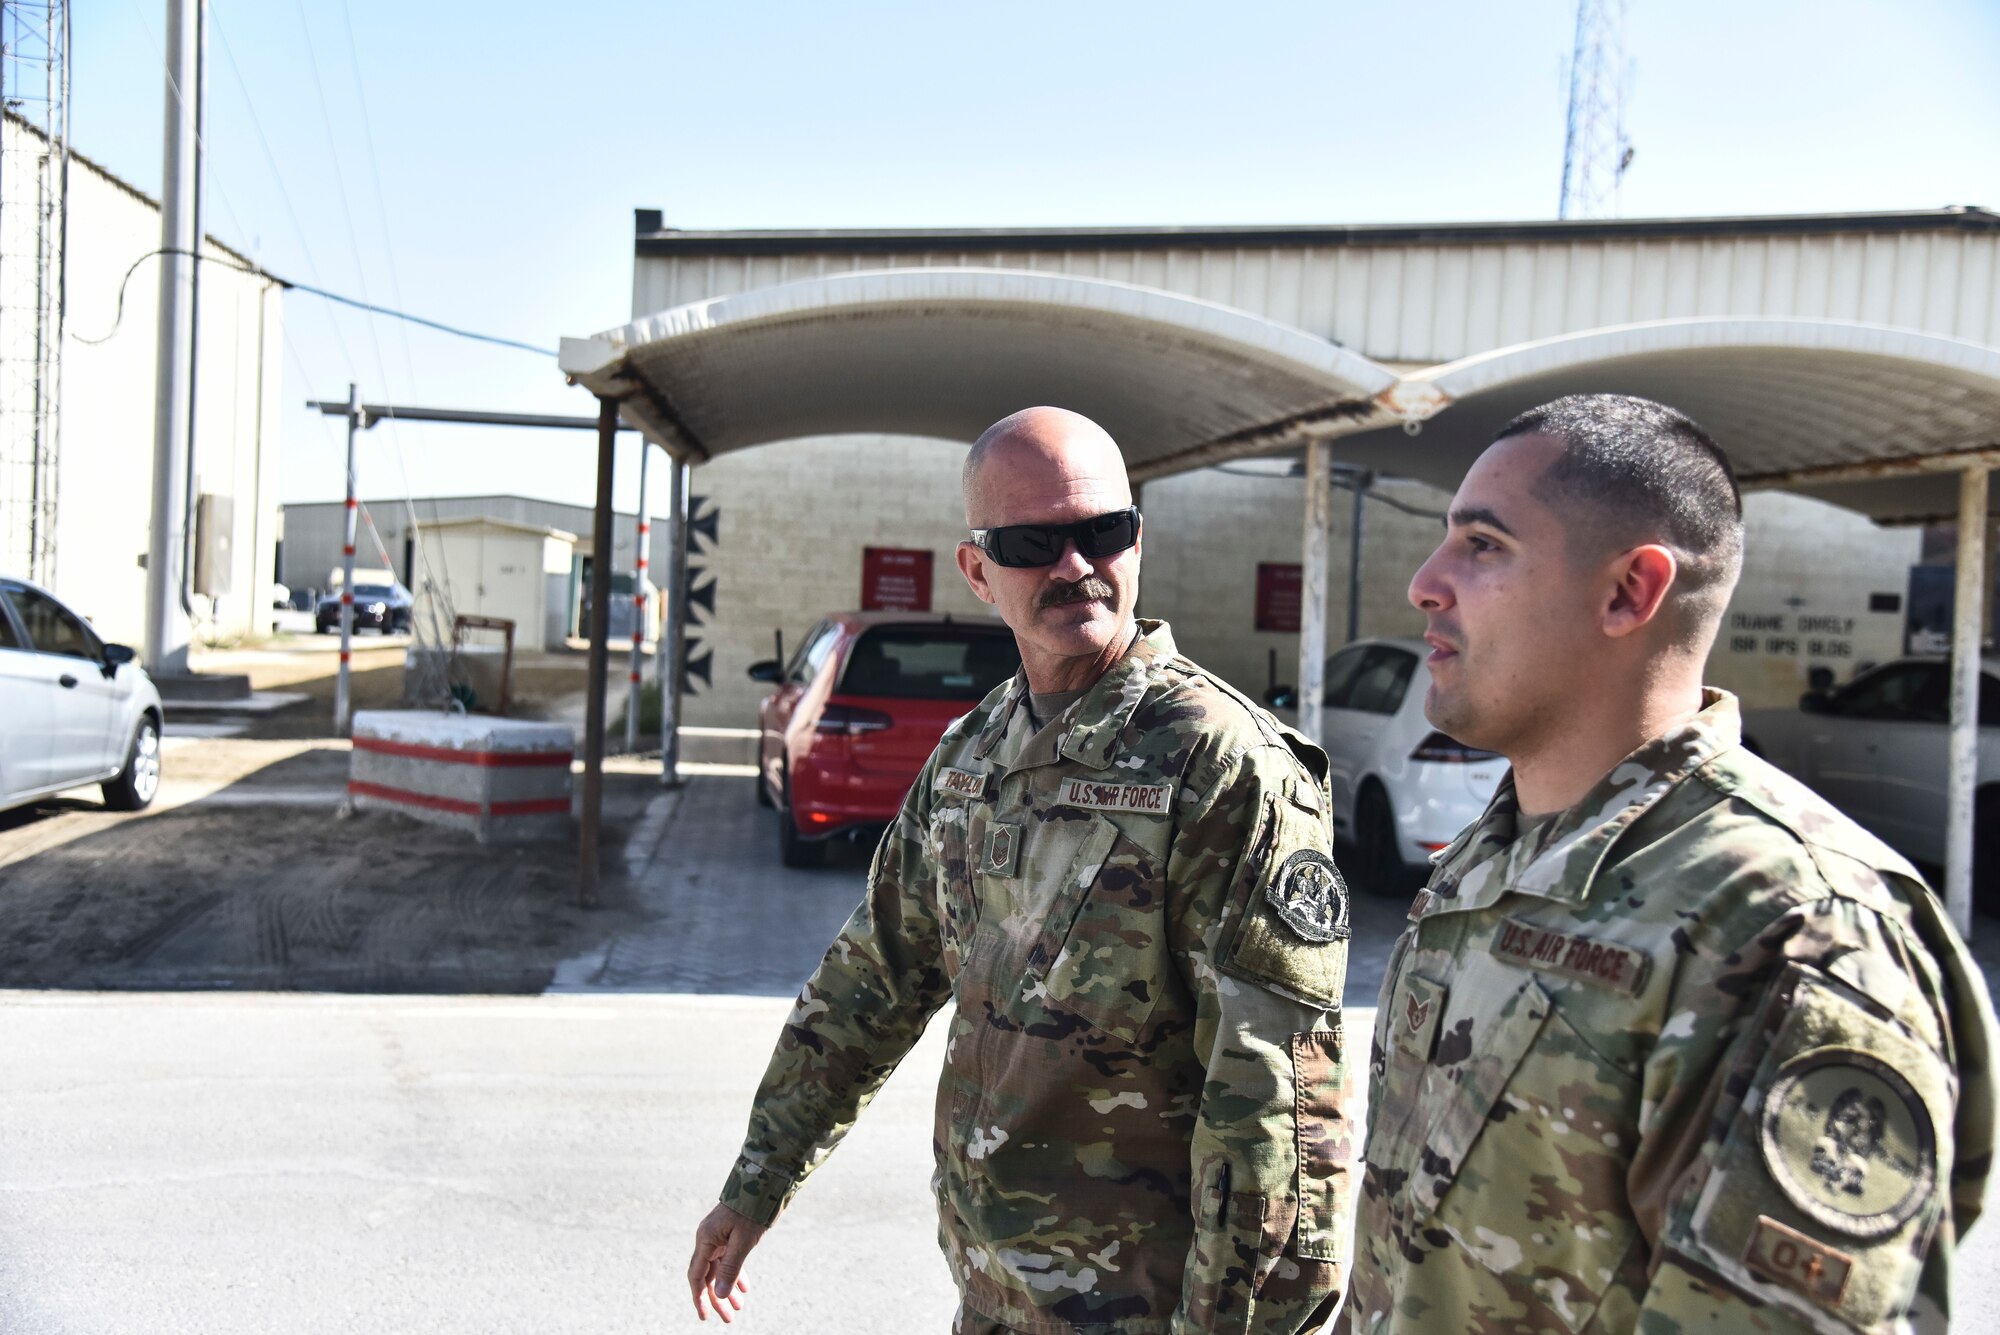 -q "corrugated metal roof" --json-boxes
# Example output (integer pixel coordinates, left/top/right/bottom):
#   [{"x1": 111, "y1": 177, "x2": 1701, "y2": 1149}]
[{"x1": 634, "y1": 207, "x2": 2000, "y2": 257}]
